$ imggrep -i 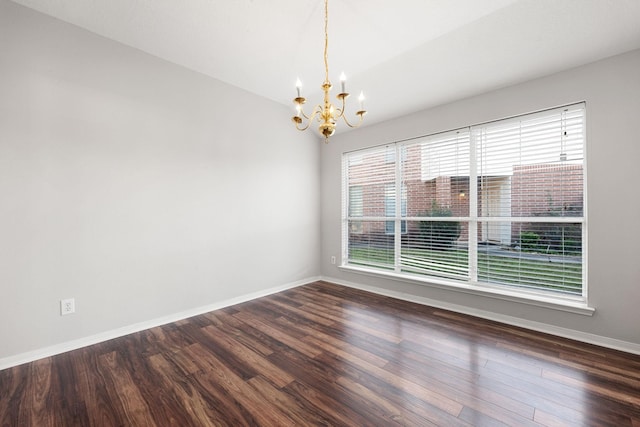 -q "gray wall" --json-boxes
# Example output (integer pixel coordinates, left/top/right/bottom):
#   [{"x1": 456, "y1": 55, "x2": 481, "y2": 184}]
[
  {"x1": 321, "y1": 48, "x2": 640, "y2": 349},
  {"x1": 0, "y1": 0, "x2": 320, "y2": 363}
]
